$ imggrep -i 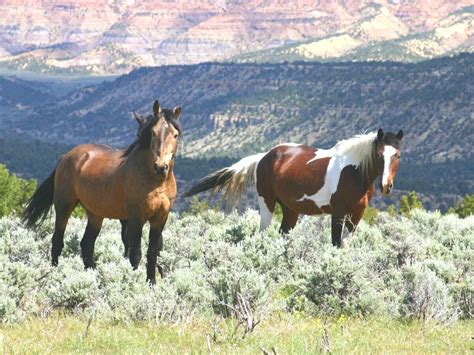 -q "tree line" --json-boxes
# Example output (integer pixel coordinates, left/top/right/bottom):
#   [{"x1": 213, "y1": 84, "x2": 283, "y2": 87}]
[{"x1": 1, "y1": 163, "x2": 472, "y2": 220}]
